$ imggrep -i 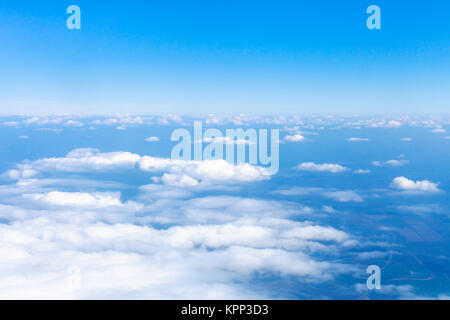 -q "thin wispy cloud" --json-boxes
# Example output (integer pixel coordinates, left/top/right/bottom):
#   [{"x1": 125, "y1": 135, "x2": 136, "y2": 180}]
[{"x1": 347, "y1": 137, "x2": 370, "y2": 142}]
